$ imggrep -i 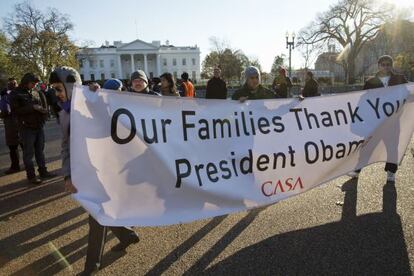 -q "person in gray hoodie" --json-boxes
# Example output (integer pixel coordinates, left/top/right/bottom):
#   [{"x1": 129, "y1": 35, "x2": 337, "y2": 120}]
[{"x1": 49, "y1": 67, "x2": 139, "y2": 276}]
